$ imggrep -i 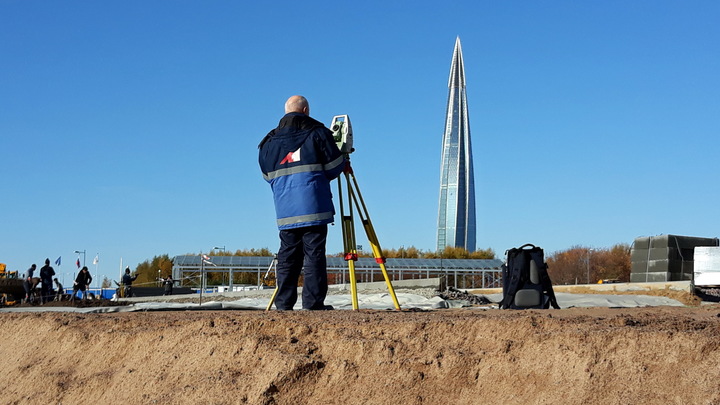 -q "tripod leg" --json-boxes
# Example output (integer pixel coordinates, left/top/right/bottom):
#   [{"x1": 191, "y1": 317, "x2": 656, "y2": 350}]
[
  {"x1": 338, "y1": 171, "x2": 362, "y2": 310},
  {"x1": 363, "y1": 220, "x2": 401, "y2": 310},
  {"x1": 266, "y1": 287, "x2": 279, "y2": 311},
  {"x1": 347, "y1": 171, "x2": 401, "y2": 310},
  {"x1": 347, "y1": 258, "x2": 359, "y2": 310},
  {"x1": 265, "y1": 258, "x2": 278, "y2": 311}
]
